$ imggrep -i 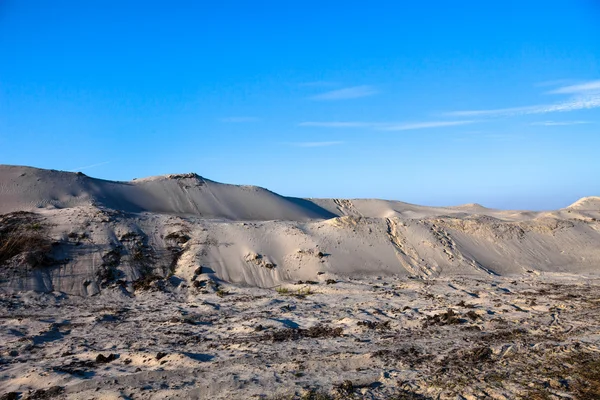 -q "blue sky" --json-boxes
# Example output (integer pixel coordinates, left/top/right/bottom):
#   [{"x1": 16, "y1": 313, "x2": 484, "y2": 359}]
[{"x1": 1, "y1": 1, "x2": 599, "y2": 210}]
